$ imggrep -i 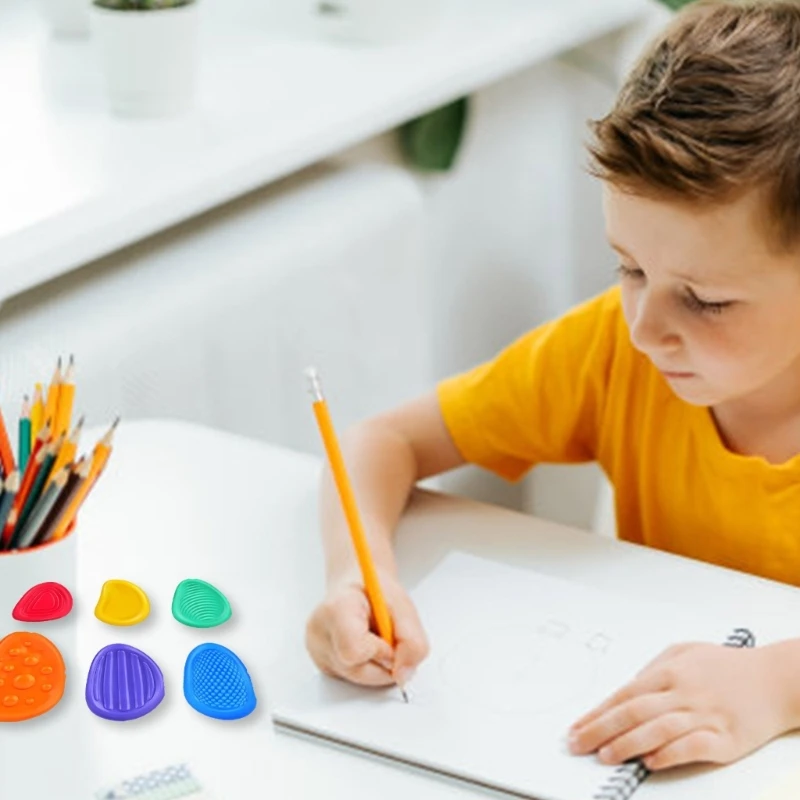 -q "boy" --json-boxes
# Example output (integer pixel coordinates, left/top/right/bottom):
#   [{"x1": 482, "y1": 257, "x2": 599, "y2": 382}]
[{"x1": 306, "y1": 0, "x2": 800, "y2": 773}]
